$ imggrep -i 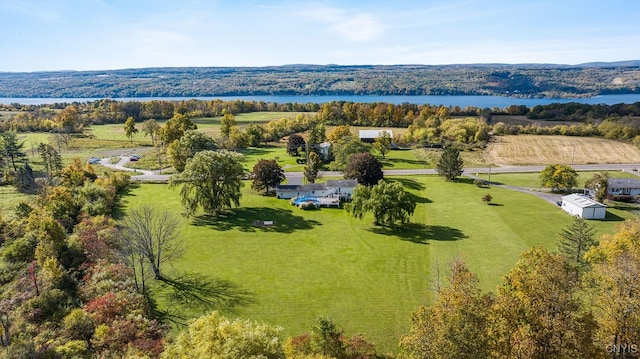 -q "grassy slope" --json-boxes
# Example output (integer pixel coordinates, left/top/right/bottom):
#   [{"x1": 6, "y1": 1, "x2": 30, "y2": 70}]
[{"x1": 122, "y1": 176, "x2": 637, "y2": 352}]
